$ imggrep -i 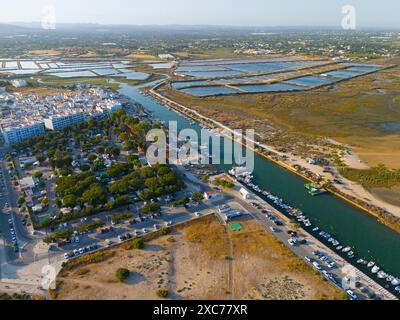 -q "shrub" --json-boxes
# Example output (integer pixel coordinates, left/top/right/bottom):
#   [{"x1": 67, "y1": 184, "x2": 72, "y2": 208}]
[
  {"x1": 116, "y1": 268, "x2": 130, "y2": 283},
  {"x1": 214, "y1": 178, "x2": 234, "y2": 189},
  {"x1": 156, "y1": 288, "x2": 169, "y2": 298}
]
